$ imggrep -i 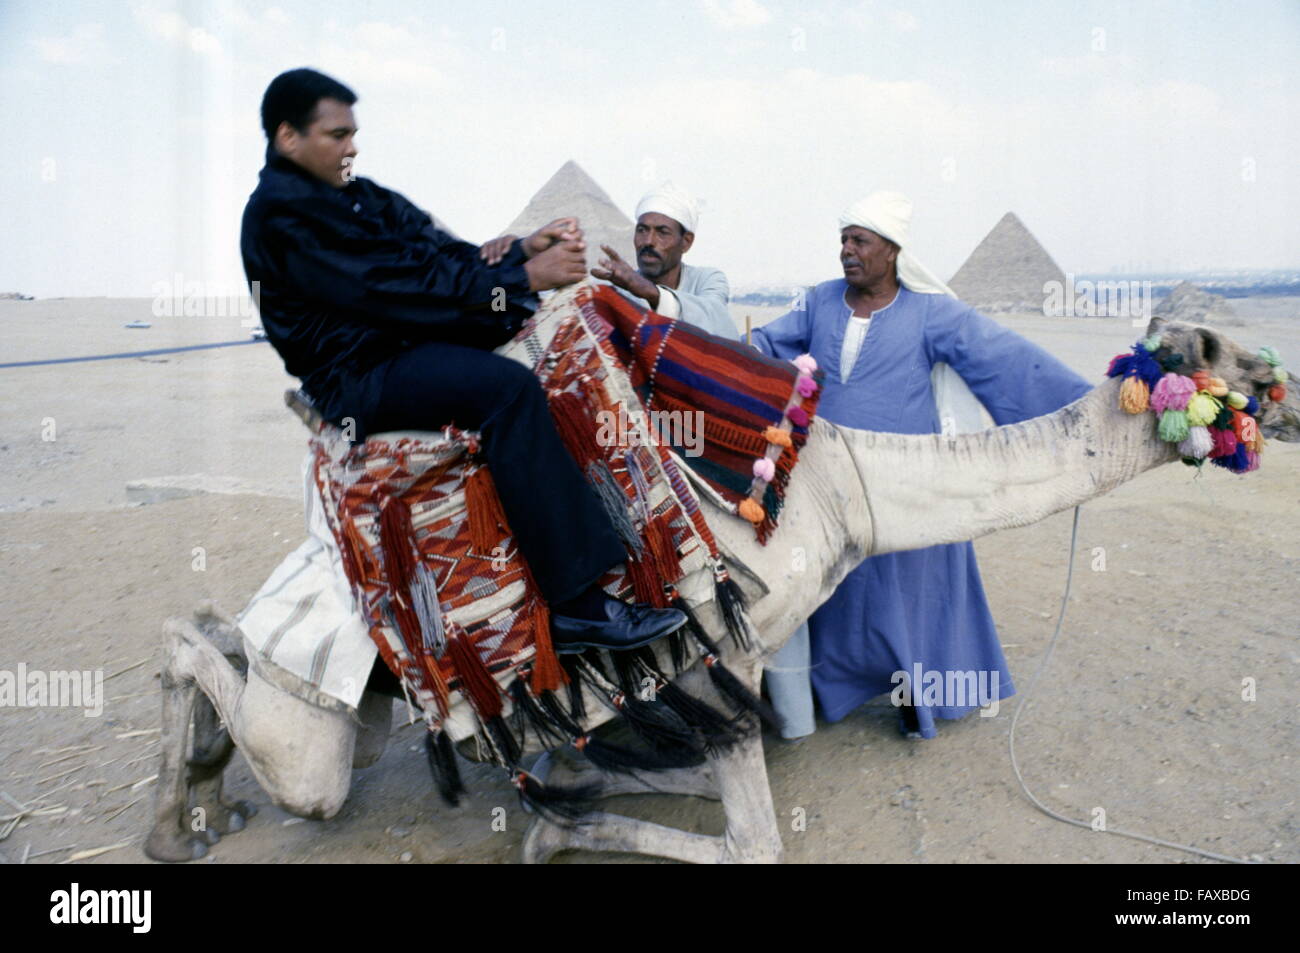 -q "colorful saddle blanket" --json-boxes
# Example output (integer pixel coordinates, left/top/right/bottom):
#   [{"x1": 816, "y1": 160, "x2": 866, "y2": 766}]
[{"x1": 305, "y1": 281, "x2": 820, "y2": 747}]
